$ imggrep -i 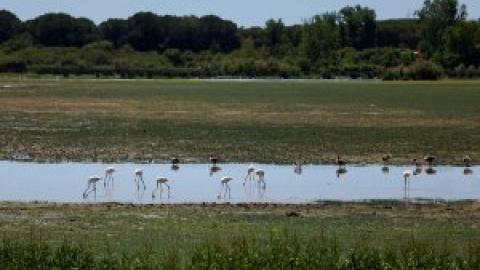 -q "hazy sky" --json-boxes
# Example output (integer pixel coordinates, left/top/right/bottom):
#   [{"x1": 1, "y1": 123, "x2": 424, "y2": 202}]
[{"x1": 1, "y1": 0, "x2": 479, "y2": 27}]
